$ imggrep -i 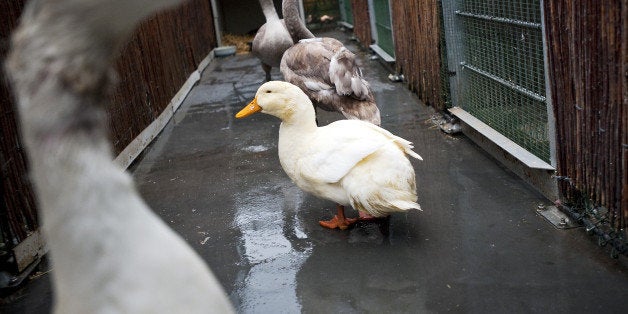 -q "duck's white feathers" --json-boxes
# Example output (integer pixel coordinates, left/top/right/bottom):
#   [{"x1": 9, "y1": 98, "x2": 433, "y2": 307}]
[
  {"x1": 246, "y1": 81, "x2": 421, "y2": 217},
  {"x1": 279, "y1": 119, "x2": 422, "y2": 217},
  {"x1": 294, "y1": 120, "x2": 422, "y2": 184}
]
